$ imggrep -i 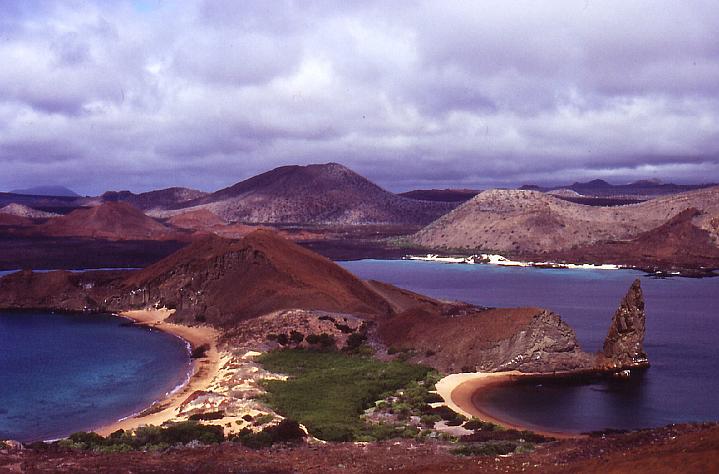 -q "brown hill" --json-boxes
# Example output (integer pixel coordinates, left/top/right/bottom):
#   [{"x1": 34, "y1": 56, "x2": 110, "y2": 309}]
[
  {"x1": 38, "y1": 201, "x2": 176, "y2": 240},
  {"x1": 565, "y1": 208, "x2": 719, "y2": 269},
  {"x1": 158, "y1": 163, "x2": 455, "y2": 226},
  {"x1": 166, "y1": 209, "x2": 227, "y2": 230},
  {"x1": 0, "y1": 213, "x2": 33, "y2": 227},
  {"x1": 410, "y1": 186, "x2": 719, "y2": 265},
  {"x1": 122, "y1": 230, "x2": 393, "y2": 326},
  {"x1": 102, "y1": 187, "x2": 208, "y2": 210}
]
